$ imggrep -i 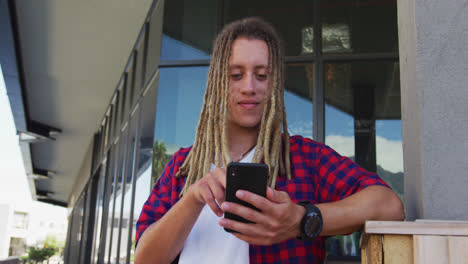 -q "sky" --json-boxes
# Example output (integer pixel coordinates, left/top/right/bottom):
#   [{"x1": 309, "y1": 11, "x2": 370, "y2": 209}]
[
  {"x1": 0, "y1": 65, "x2": 67, "y2": 238},
  {"x1": 0, "y1": 64, "x2": 32, "y2": 207}
]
